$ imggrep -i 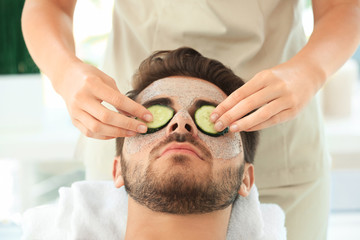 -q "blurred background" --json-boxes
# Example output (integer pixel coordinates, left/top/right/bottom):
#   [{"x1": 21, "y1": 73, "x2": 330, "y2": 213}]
[{"x1": 0, "y1": 0, "x2": 359, "y2": 239}]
